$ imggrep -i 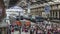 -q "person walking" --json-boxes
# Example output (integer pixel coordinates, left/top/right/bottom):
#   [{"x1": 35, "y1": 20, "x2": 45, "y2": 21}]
[
  {"x1": 15, "y1": 18, "x2": 22, "y2": 34},
  {"x1": 37, "y1": 29, "x2": 41, "y2": 34},
  {"x1": 25, "y1": 27, "x2": 28, "y2": 34},
  {"x1": 11, "y1": 26, "x2": 14, "y2": 34},
  {"x1": 0, "y1": 29, "x2": 2, "y2": 34},
  {"x1": 30, "y1": 27, "x2": 35, "y2": 34}
]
